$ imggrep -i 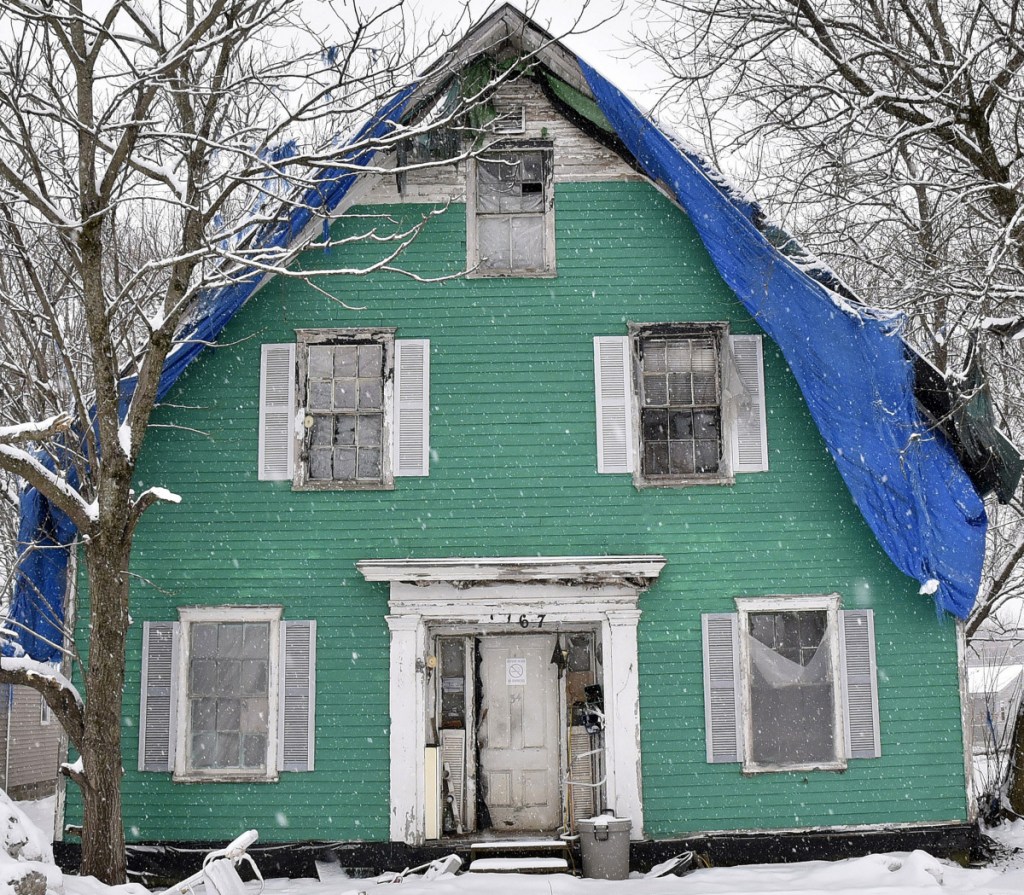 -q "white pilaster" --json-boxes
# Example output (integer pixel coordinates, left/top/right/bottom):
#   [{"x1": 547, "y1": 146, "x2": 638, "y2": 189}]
[
  {"x1": 387, "y1": 613, "x2": 425, "y2": 843},
  {"x1": 603, "y1": 609, "x2": 644, "y2": 839}
]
